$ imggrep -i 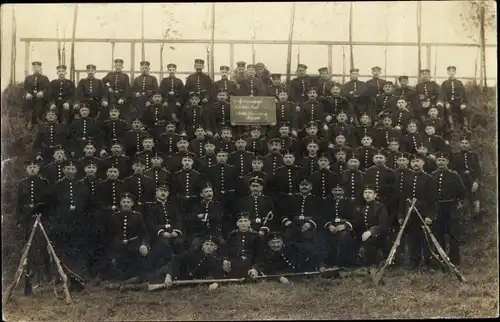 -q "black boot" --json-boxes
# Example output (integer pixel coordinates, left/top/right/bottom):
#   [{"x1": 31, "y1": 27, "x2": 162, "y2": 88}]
[{"x1": 24, "y1": 273, "x2": 33, "y2": 296}]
